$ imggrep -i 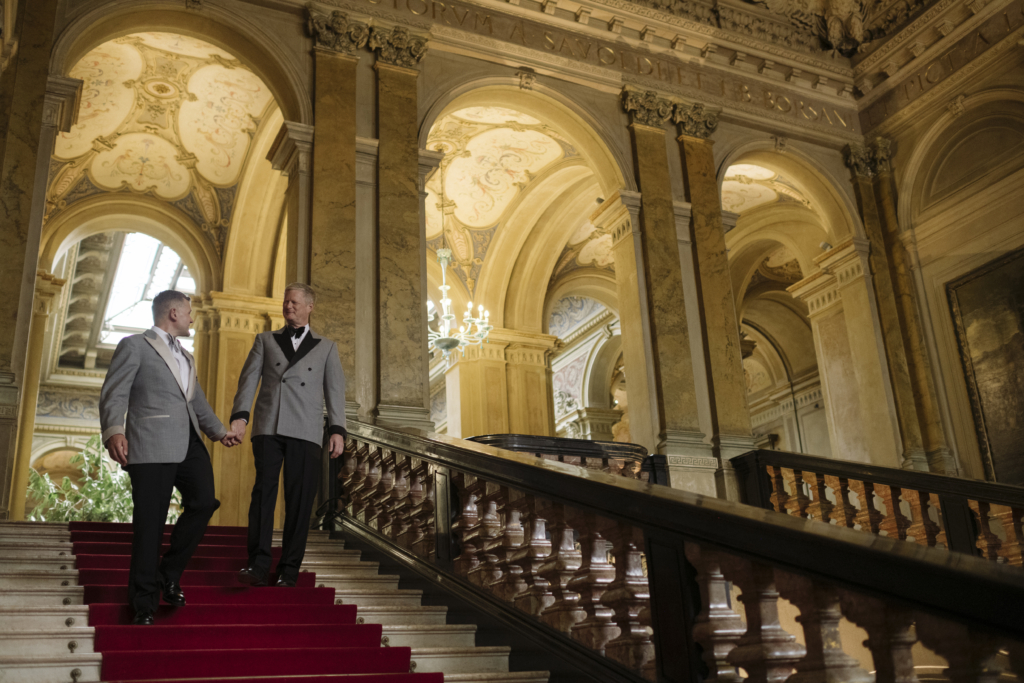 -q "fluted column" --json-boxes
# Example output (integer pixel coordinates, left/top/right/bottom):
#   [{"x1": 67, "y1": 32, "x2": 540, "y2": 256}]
[
  {"x1": 9, "y1": 272, "x2": 65, "y2": 520},
  {"x1": 0, "y1": 67, "x2": 80, "y2": 519},
  {"x1": 372, "y1": 26, "x2": 432, "y2": 431},
  {"x1": 268, "y1": 121, "x2": 314, "y2": 285},
  {"x1": 617, "y1": 90, "x2": 711, "y2": 495},
  {"x1": 845, "y1": 145, "x2": 927, "y2": 471}
]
